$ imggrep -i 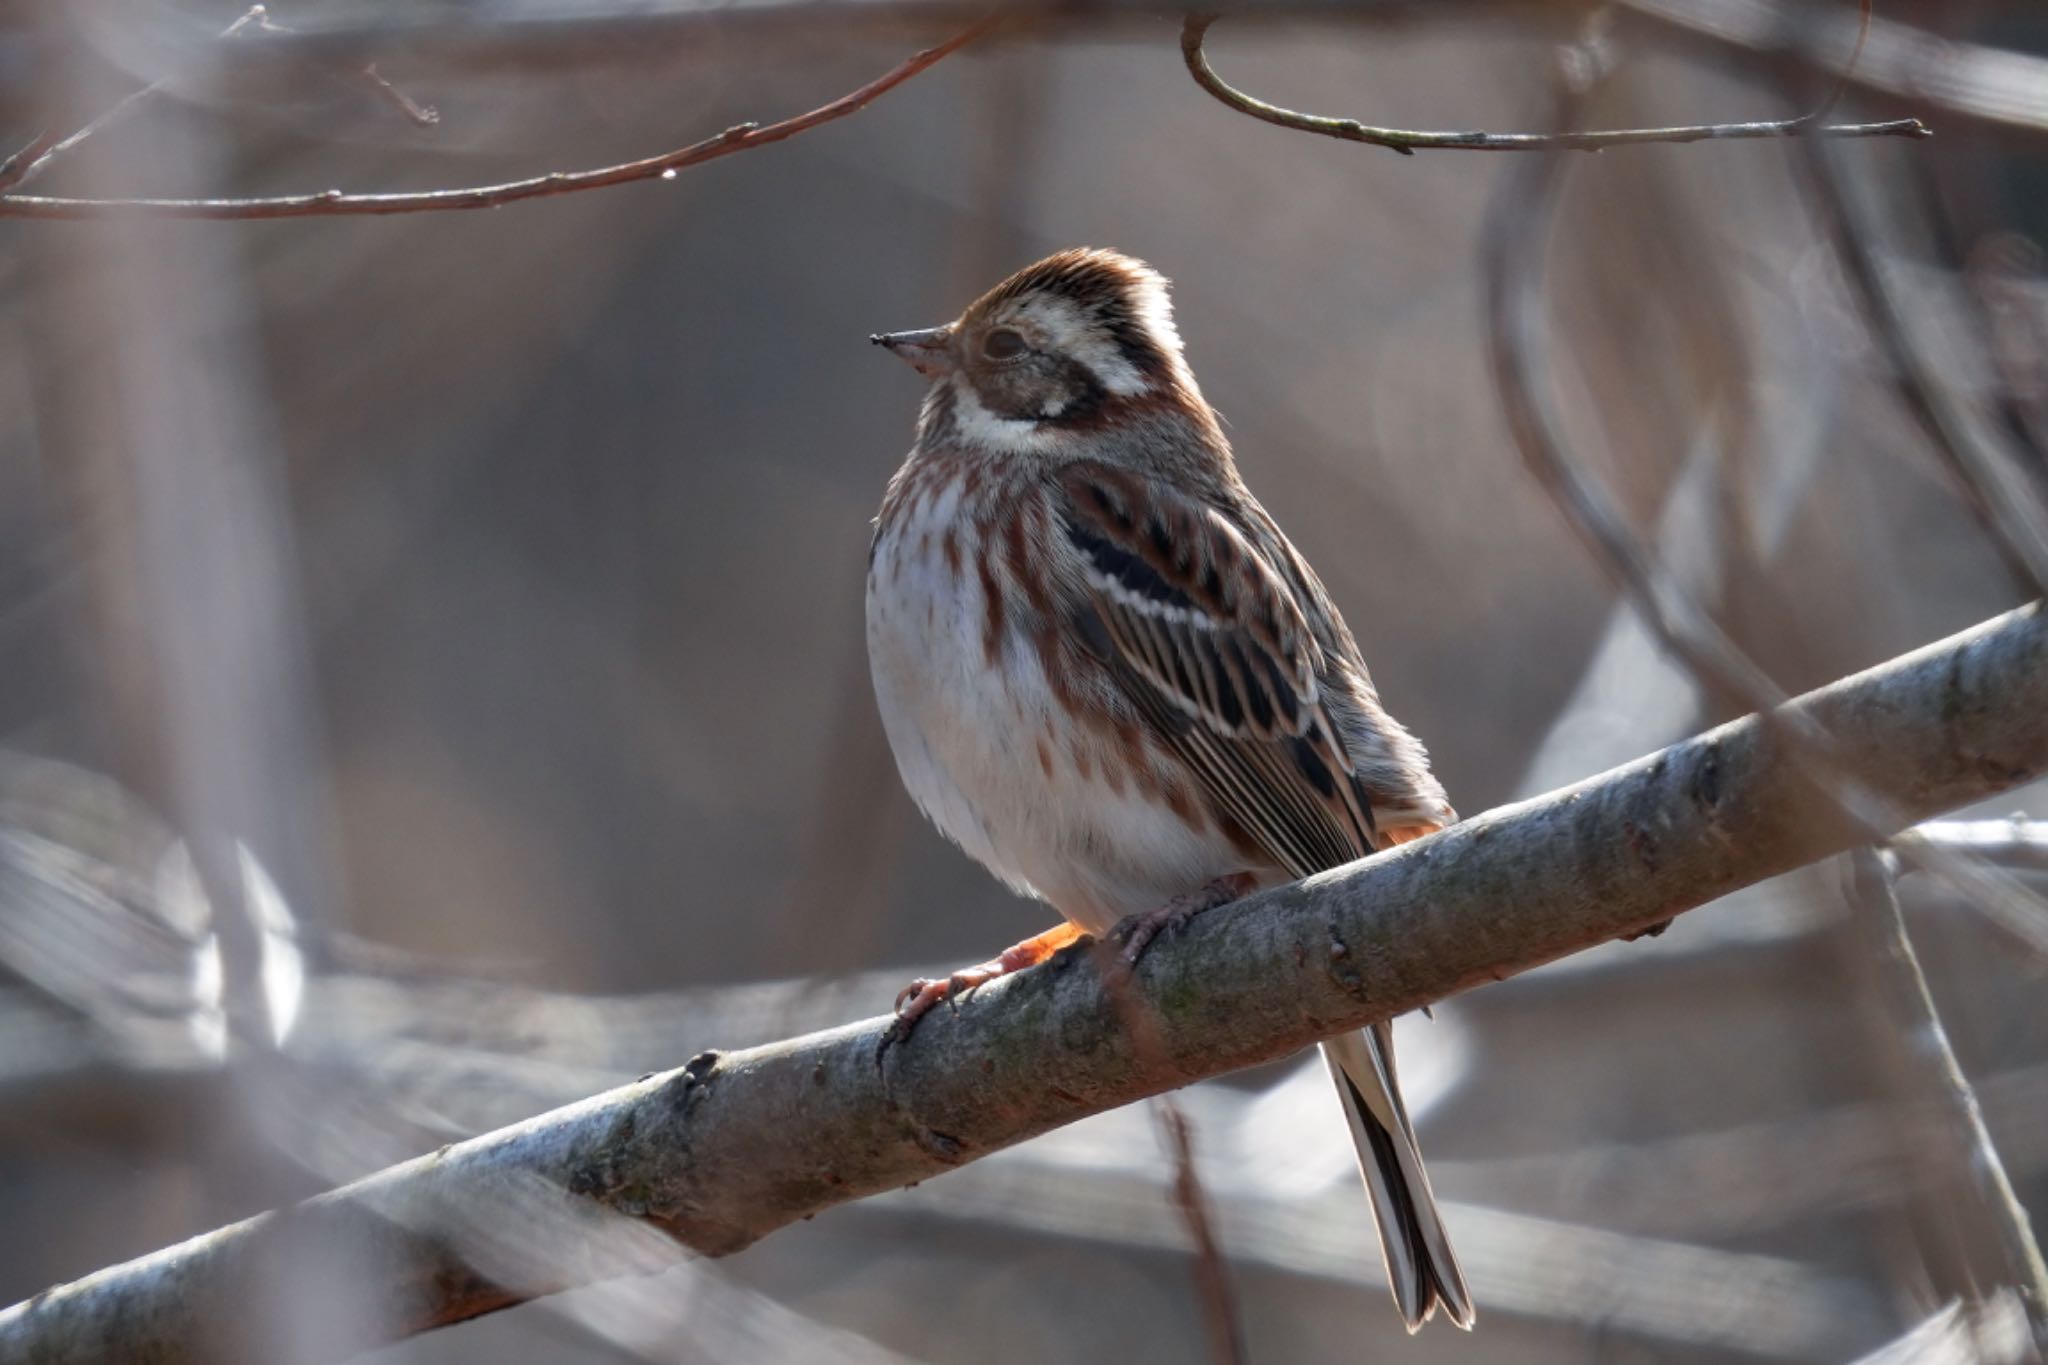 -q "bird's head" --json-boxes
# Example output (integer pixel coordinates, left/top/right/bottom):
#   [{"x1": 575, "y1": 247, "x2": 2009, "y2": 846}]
[{"x1": 873, "y1": 248, "x2": 1207, "y2": 454}]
